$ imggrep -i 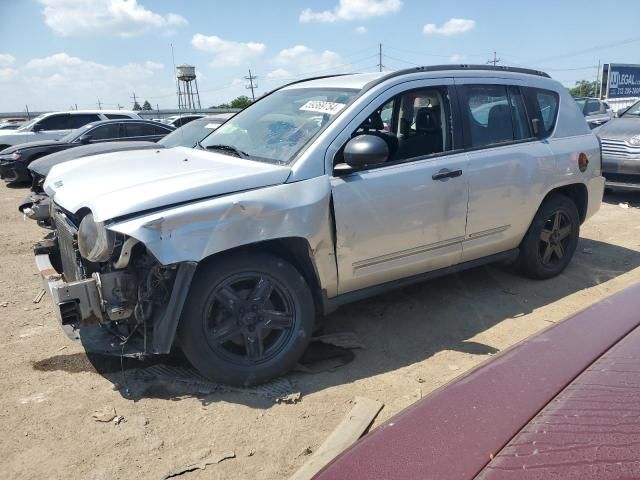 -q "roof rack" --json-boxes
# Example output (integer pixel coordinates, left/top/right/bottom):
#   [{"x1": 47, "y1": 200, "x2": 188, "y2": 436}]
[{"x1": 364, "y1": 64, "x2": 550, "y2": 90}]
